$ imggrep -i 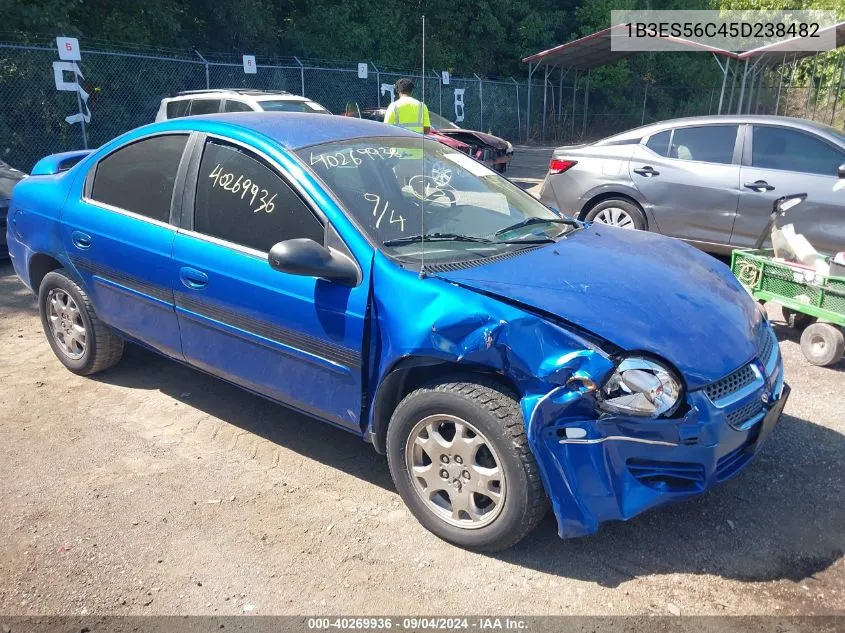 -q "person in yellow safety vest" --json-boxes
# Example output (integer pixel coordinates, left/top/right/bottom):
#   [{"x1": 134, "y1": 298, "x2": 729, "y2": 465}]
[{"x1": 383, "y1": 78, "x2": 431, "y2": 134}]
